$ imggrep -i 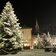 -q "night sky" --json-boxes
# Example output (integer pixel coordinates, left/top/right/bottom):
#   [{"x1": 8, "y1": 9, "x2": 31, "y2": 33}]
[{"x1": 0, "y1": 0, "x2": 56, "y2": 34}]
